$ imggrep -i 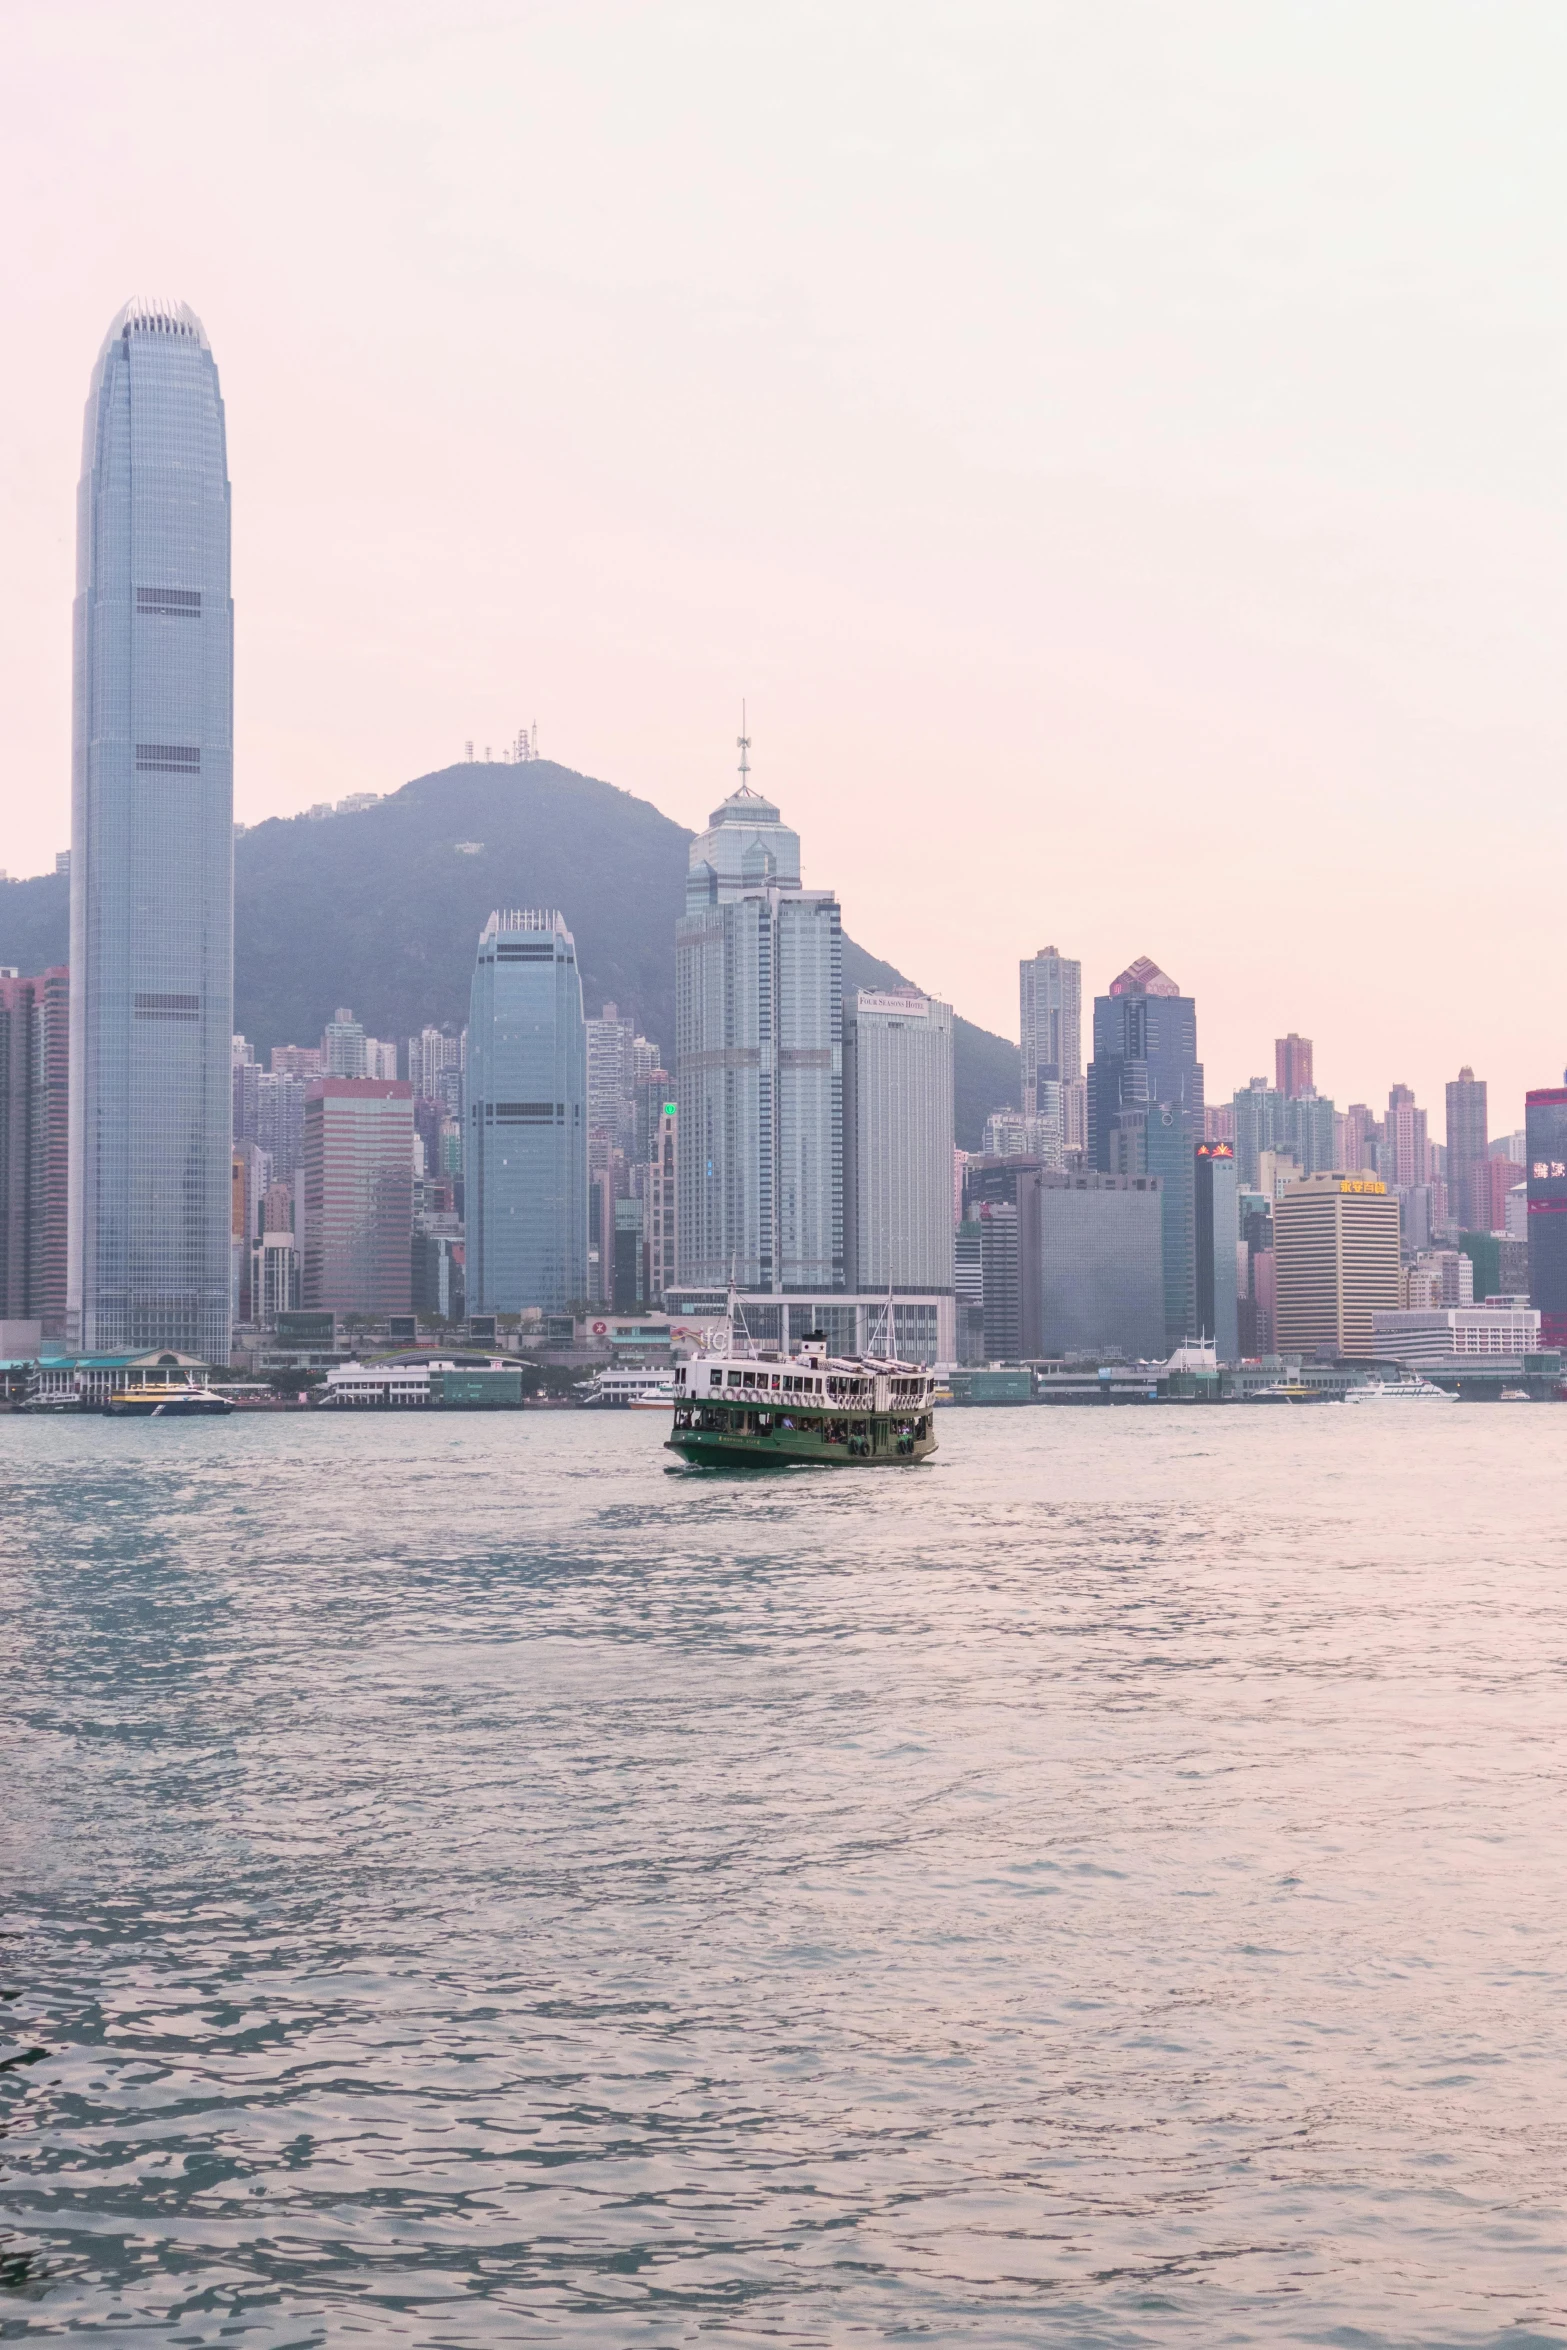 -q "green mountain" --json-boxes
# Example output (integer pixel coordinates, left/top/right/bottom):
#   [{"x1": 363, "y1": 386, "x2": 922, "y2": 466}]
[{"x1": 0, "y1": 760, "x2": 1018, "y2": 1146}]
